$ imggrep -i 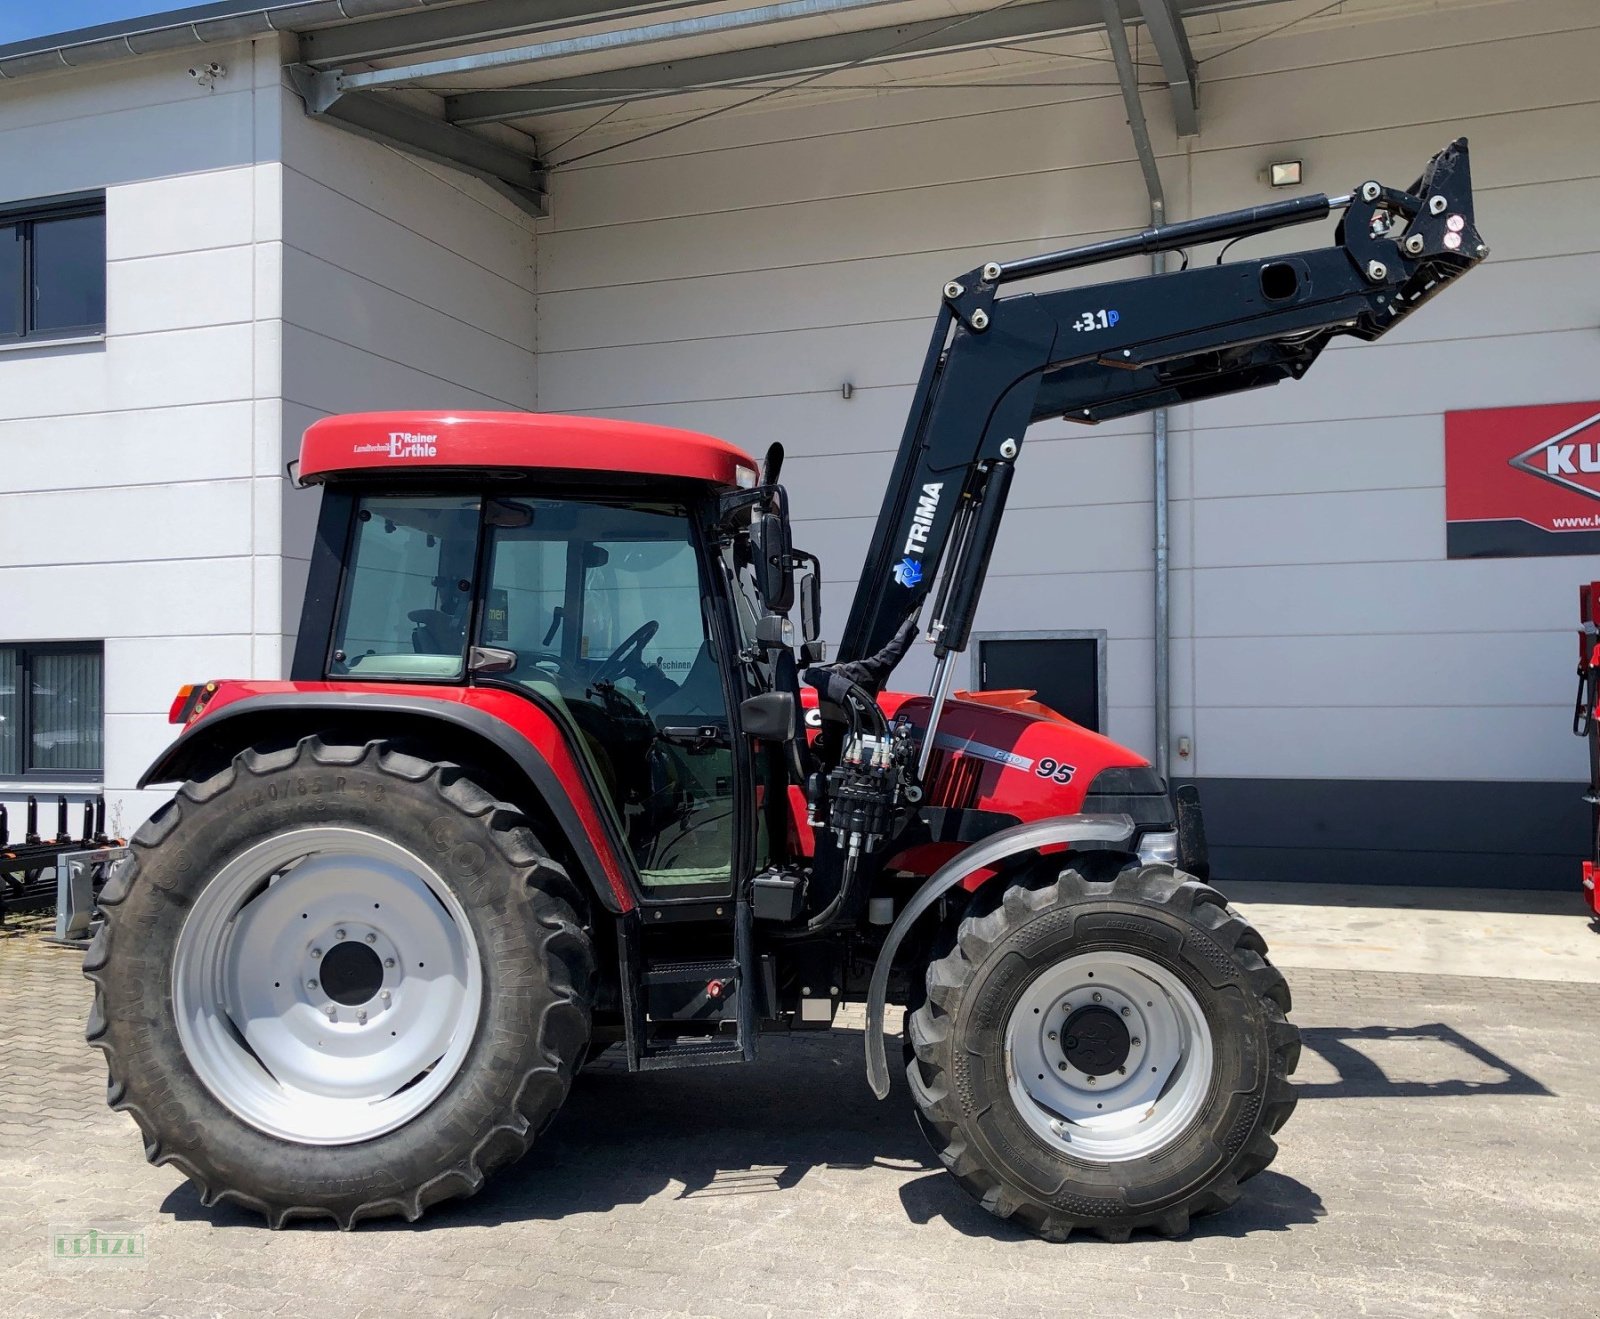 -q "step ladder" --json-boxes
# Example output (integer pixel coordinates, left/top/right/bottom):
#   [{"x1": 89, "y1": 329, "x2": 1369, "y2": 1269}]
[{"x1": 618, "y1": 895, "x2": 757, "y2": 1071}]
